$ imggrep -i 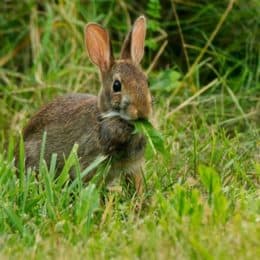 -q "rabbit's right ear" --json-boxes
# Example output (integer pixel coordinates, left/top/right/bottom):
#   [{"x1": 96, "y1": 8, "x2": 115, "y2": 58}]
[
  {"x1": 120, "y1": 16, "x2": 147, "y2": 65},
  {"x1": 85, "y1": 23, "x2": 113, "y2": 72}
]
